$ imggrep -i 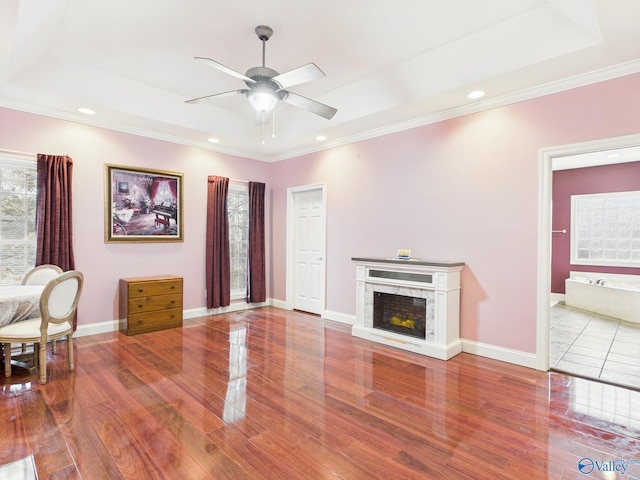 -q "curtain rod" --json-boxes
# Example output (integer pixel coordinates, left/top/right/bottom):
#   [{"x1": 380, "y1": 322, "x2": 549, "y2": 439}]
[
  {"x1": 230, "y1": 178, "x2": 267, "y2": 184},
  {"x1": 0, "y1": 148, "x2": 36, "y2": 157}
]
